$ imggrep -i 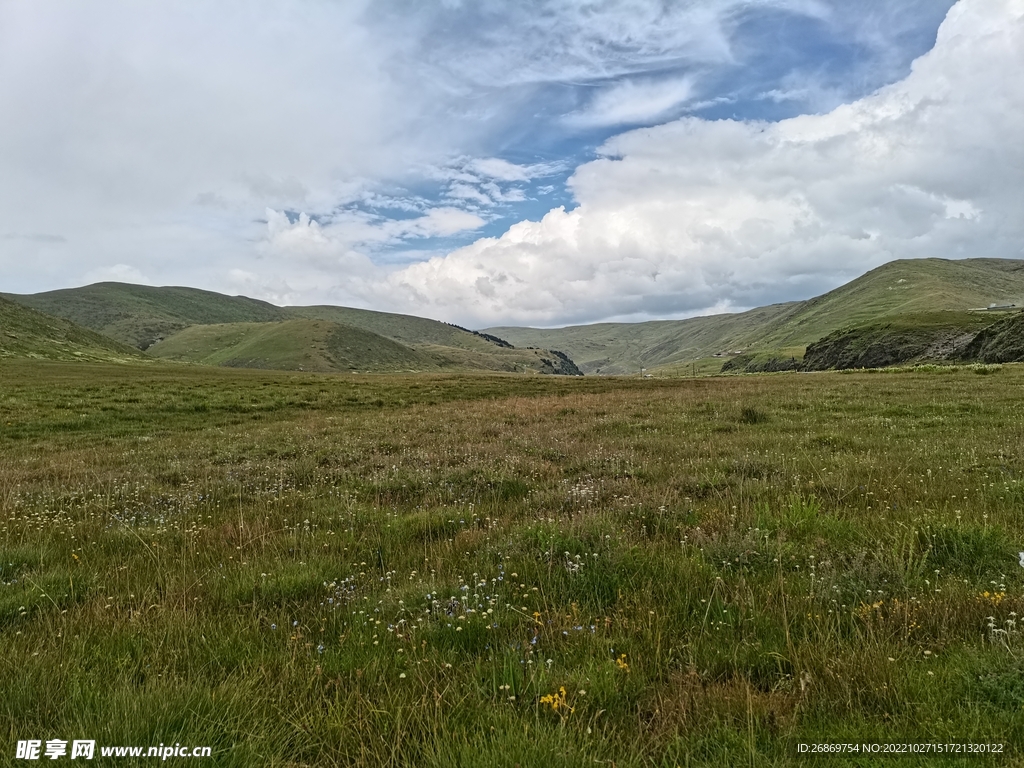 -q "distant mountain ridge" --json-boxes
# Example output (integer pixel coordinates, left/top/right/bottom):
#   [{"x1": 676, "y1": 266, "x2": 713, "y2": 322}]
[
  {"x1": 5, "y1": 257, "x2": 1023, "y2": 375},
  {"x1": 485, "y1": 258, "x2": 1024, "y2": 374}
]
